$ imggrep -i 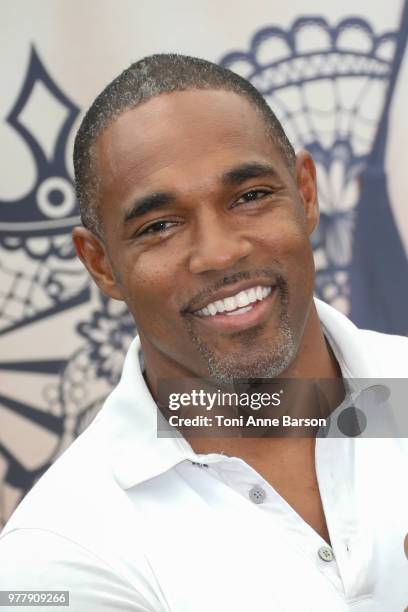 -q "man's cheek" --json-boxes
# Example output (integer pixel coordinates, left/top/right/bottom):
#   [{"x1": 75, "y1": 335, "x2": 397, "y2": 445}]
[{"x1": 133, "y1": 298, "x2": 181, "y2": 336}]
